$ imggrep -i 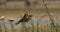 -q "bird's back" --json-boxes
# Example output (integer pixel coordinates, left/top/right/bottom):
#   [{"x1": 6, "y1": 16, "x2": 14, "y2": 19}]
[{"x1": 15, "y1": 14, "x2": 28, "y2": 25}]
